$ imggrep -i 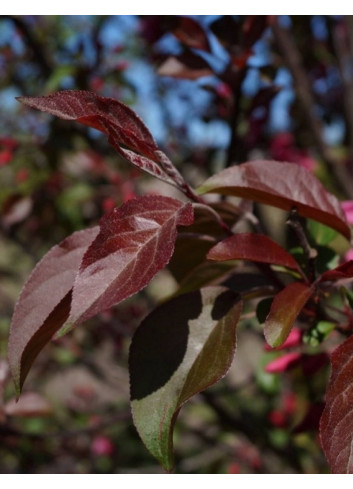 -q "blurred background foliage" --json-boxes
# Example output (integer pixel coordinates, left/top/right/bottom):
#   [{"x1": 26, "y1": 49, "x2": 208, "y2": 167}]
[{"x1": 1, "y1": 15, "x2": 353, "y2": 473}]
